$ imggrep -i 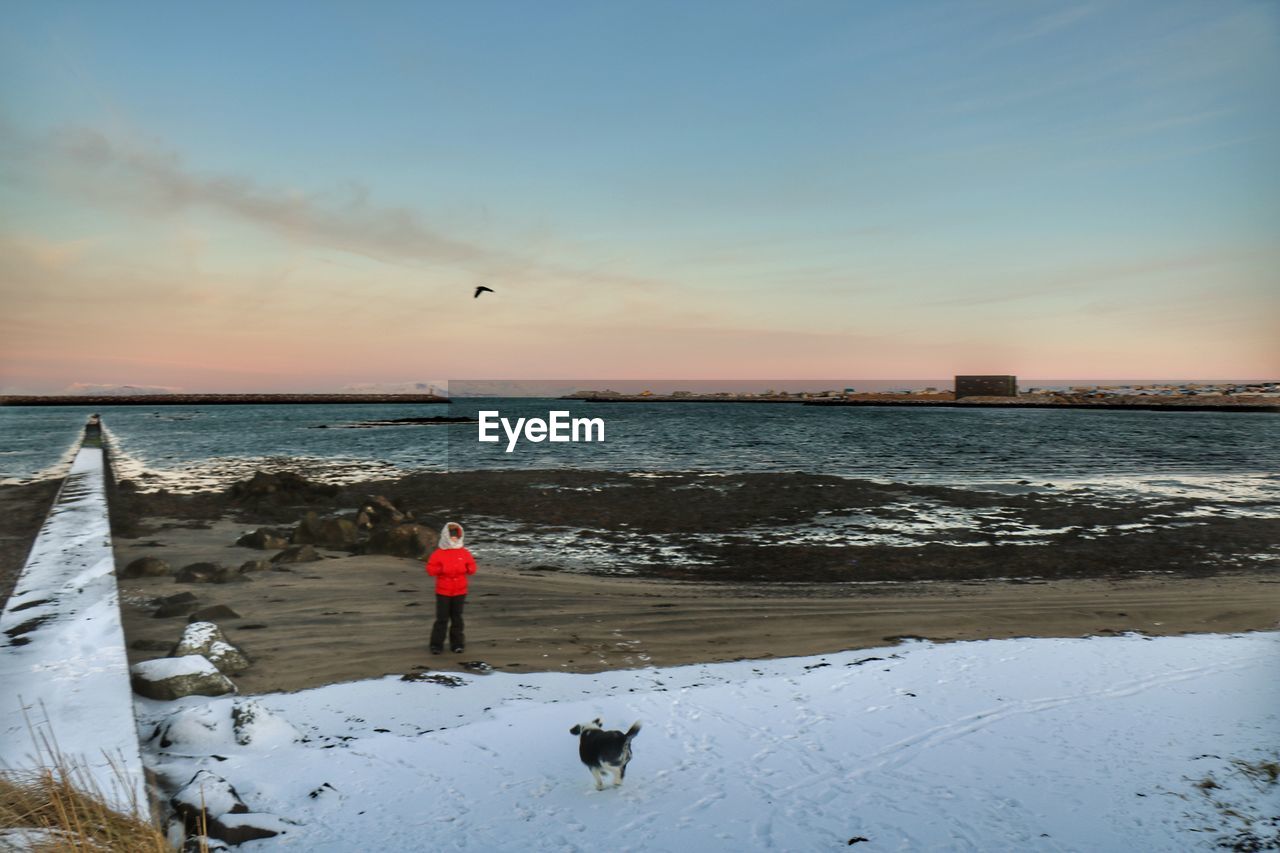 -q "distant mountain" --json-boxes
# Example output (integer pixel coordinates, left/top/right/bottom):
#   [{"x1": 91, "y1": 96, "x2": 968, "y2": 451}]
[
  {"x1": 62, "y1": 383, "x2": 182, "y2": 396},
  {"x1": 341, "y1": 381, "x2": 448, "y2": 396}
]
